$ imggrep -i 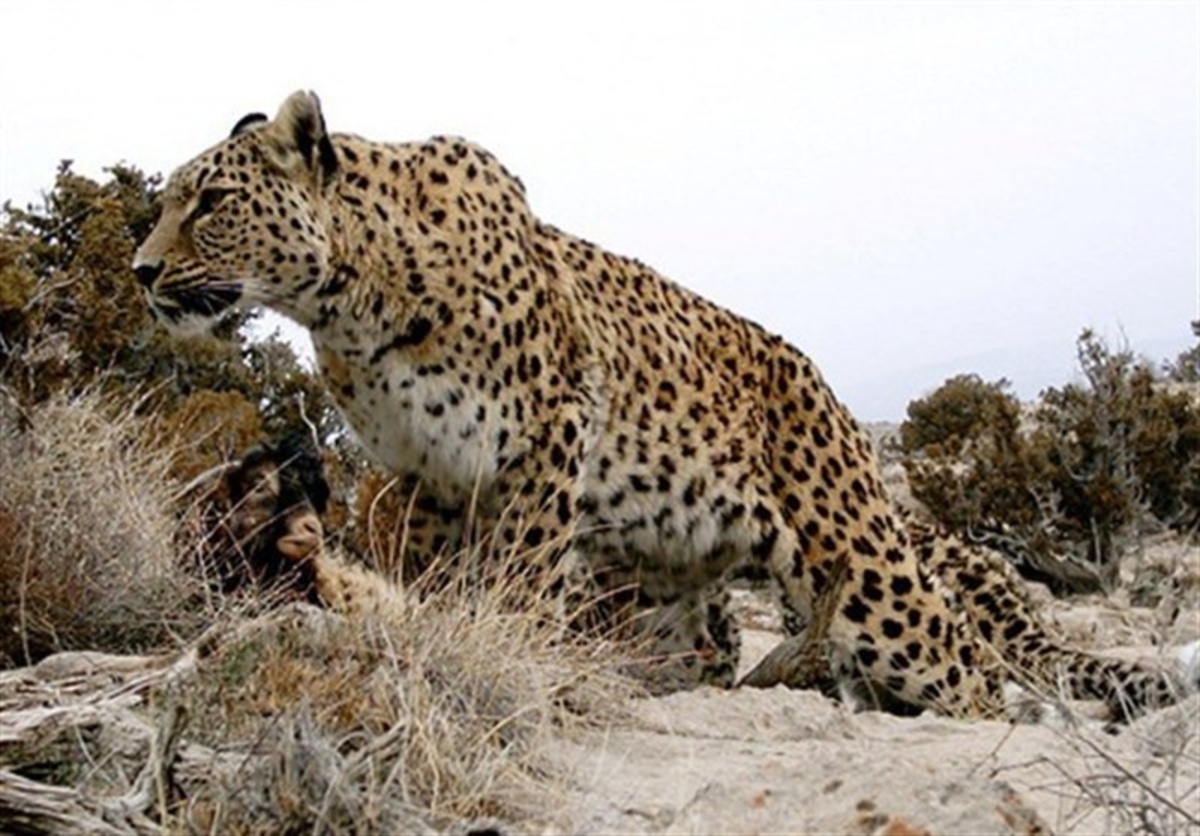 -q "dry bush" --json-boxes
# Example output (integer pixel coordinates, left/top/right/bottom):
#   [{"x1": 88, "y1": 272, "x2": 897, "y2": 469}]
[
  {"x1": 349, "y1": 465, "x2": 466, "y2": 585},
  {"x1": 164, "y1": 390, "x2": 264, "y2": 487},
  {"x1": 0, "y1": 388, "x2": 206, "y2": 666},
  {"x1": 352, "y1": 466, "x2": 412, "y2": 577},
  {"x1": 1164, "y1": 342, "x2": 1200, "y2": 384}
]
